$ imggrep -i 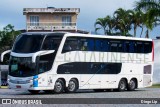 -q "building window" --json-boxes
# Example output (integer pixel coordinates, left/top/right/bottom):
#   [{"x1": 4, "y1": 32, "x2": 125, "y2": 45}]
[
  {"x1": 62, "y1": 16, "x2": 71, "y2": 26},
  {"x1": 30, "y1": 16, "x2": 39, "y2": 26}
]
